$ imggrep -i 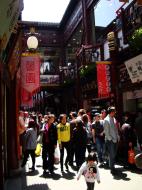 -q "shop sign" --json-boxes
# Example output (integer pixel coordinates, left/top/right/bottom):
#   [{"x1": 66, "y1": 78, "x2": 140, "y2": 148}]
[
  {"x1": 119, "y1": 65, "x2": 130, "y2": 83},
  {"x1": 96, "y1": 61, "x2": 112, "y2": 98},
  {"x1": 125, "y1": 54, "x2": 142, "y2": 83}
]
